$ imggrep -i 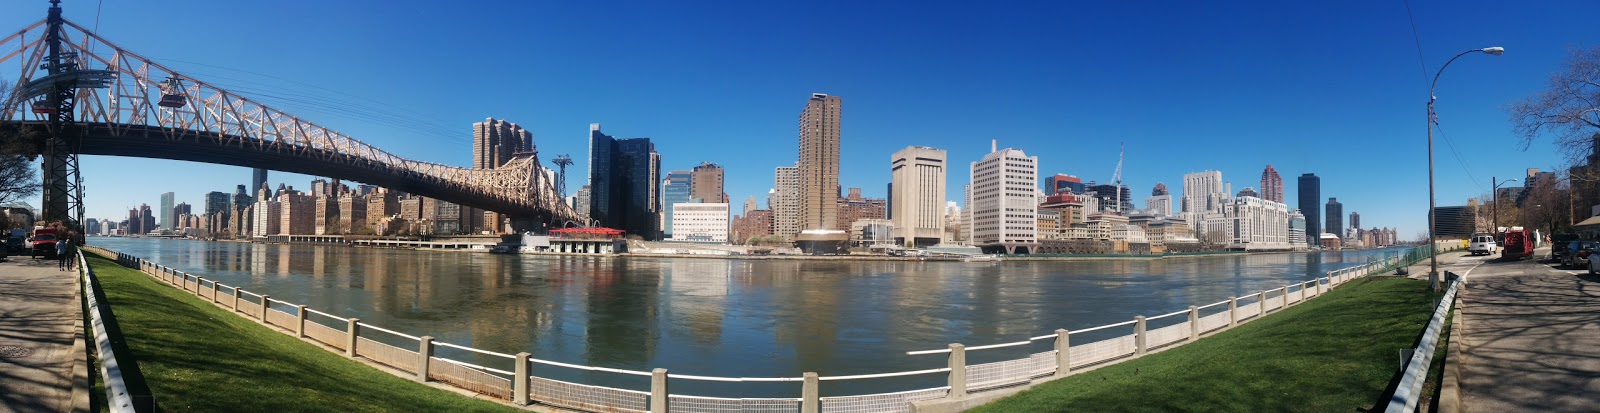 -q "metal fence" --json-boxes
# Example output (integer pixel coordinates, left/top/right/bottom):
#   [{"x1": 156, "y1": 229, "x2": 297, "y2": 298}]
[{"x1": 84, "y1": 246, "x2": 1414, "y2": 413}]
